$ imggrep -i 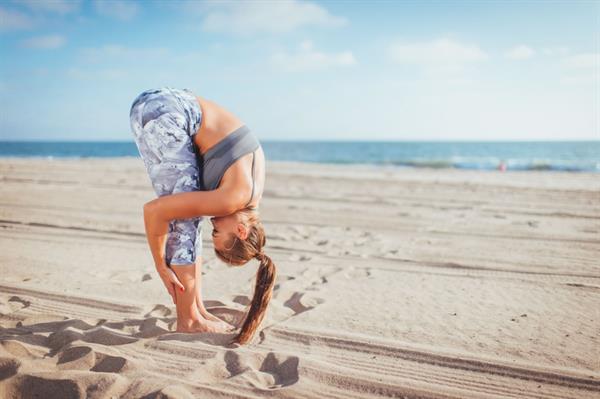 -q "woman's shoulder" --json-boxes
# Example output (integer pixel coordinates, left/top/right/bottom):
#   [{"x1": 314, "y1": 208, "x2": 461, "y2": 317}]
[{"x1": 220, "y1": 148, "x2": 263, "y2": 208}]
